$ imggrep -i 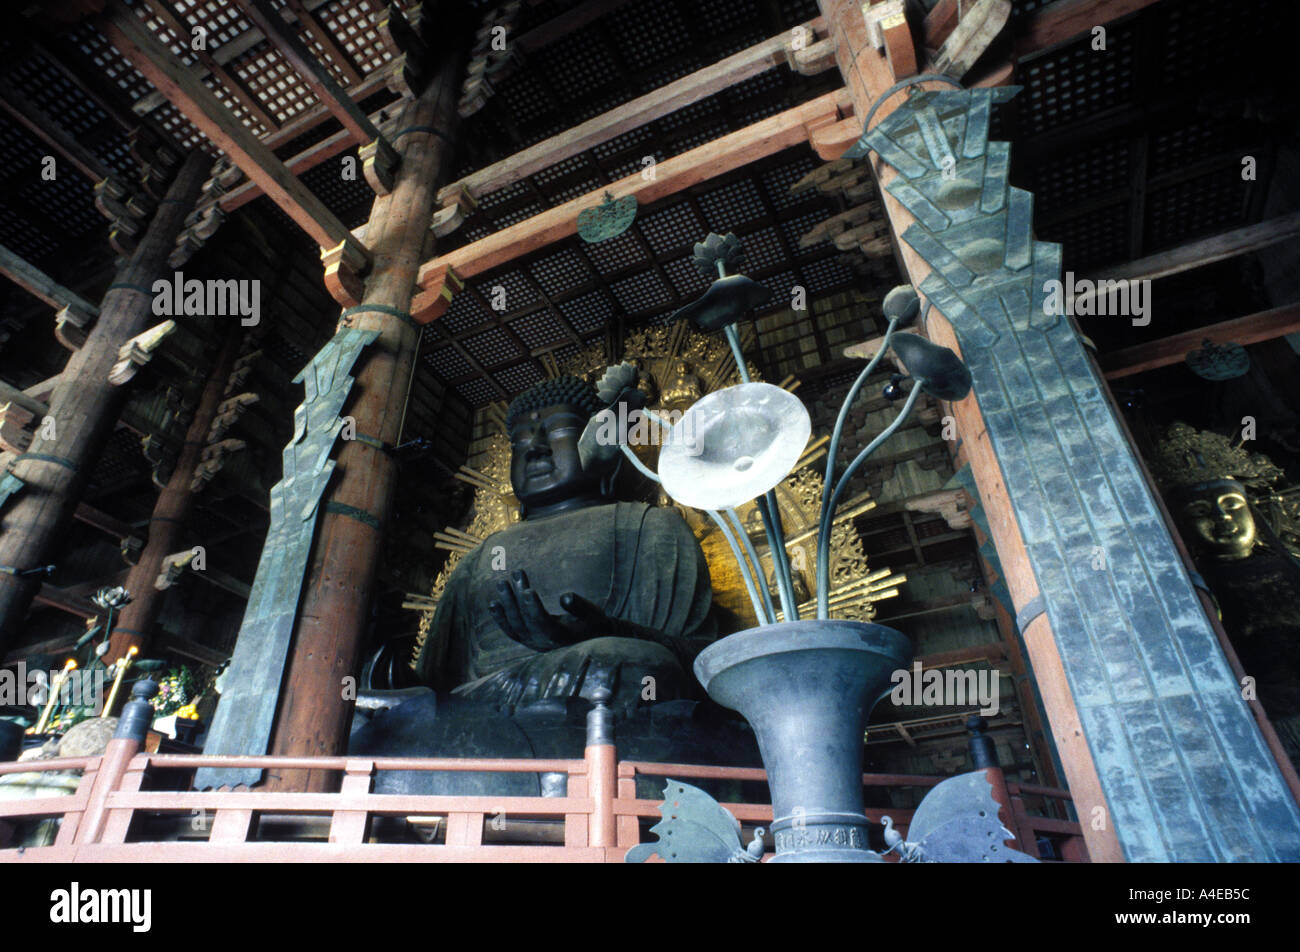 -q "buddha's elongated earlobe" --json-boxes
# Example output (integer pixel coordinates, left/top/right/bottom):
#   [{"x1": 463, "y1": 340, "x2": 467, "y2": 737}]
[{"x1": 599, "y1": 455, "x2": 623, "y2": 497}]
